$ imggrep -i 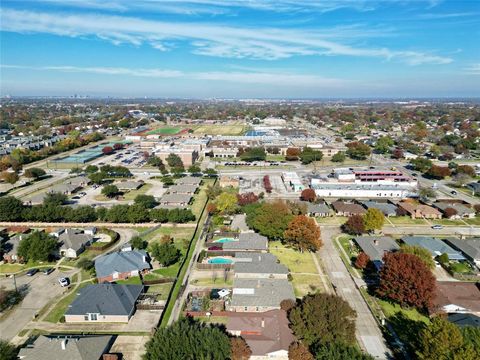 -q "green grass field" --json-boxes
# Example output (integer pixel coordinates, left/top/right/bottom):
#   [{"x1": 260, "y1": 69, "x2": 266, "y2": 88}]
[
  {"x1": 121, "y1": 183, "x2": 153, "y2": 200},
  {"x1": 191, "y1": 277, "x2": 233, "y2": 287},
  {"x1": 291, "y1": 274, "x2": 324, "y2": 297},
  {"x1": 147, "y1": 127, "x2": 183, "y2": 135},
  {"x1": 146, "y1": 283, "x2": 173, "y2": 300},
  {"x1": 431, "y1": 218, "x2": 467, "y2": 226},
  {"x1": 388, "y1": 216, "x2": 428, "y2": 225},
  {"x1": 316, "y1": 216, "x2": 348, "y2": 225},
  {"x1": 269, "y1": 241, "x2": 317, "y2": 273},
  {"x1": 192, "y1": 124, "x2": 246, "y2": 136},
  {"x1": 44, "y1": 282, "x2": 89, "y2": 323},
  {"x1": 464, "y1": 217, "x2": 480, "y2": 225}
]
